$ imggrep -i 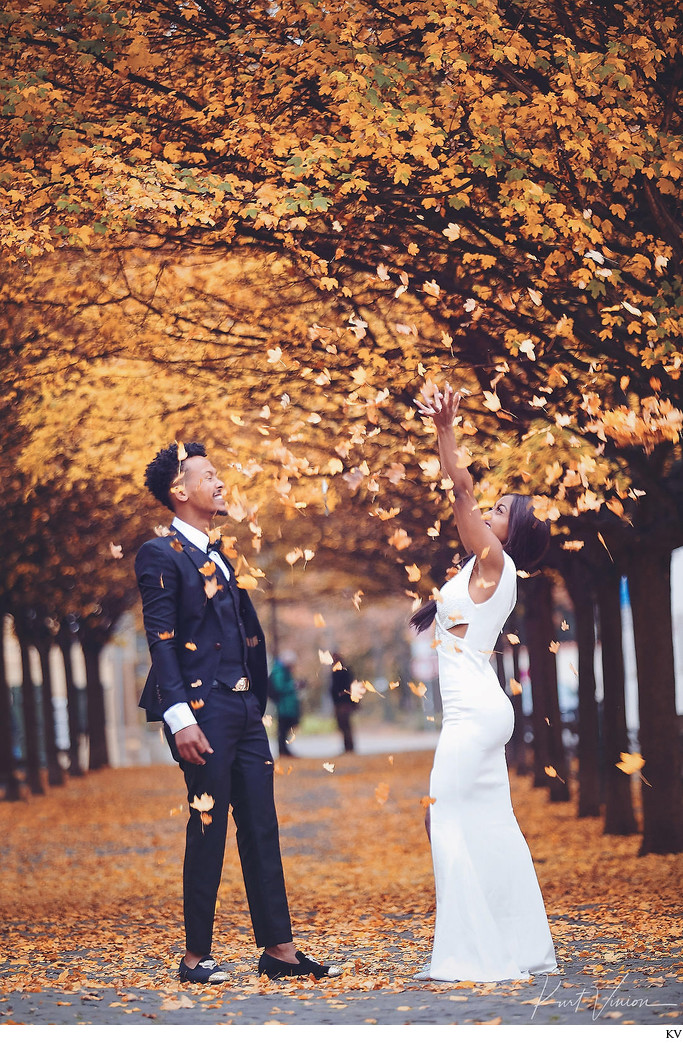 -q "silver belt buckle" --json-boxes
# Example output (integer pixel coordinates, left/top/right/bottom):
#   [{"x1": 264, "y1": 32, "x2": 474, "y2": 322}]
[{"x1": 233, "y1": 676, "x2": 249, "y2": 691}]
